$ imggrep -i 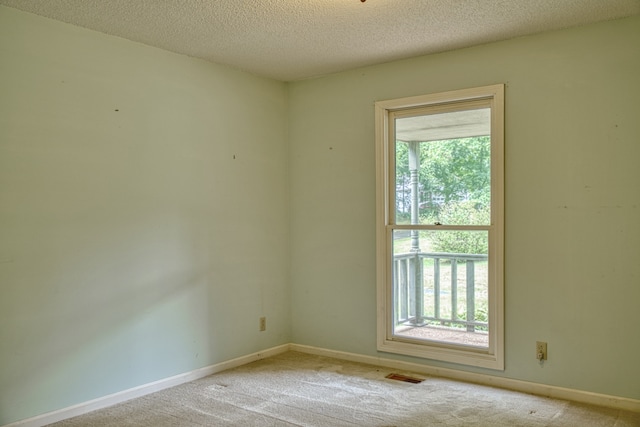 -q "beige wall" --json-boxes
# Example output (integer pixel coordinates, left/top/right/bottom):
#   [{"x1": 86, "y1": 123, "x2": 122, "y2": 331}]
[
  {"x1": 0, "y1": 6, "x2": 289, "y2": 424},
  {"x1": 289, "y1": 14, "x2": 640, "y2": 400}
]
